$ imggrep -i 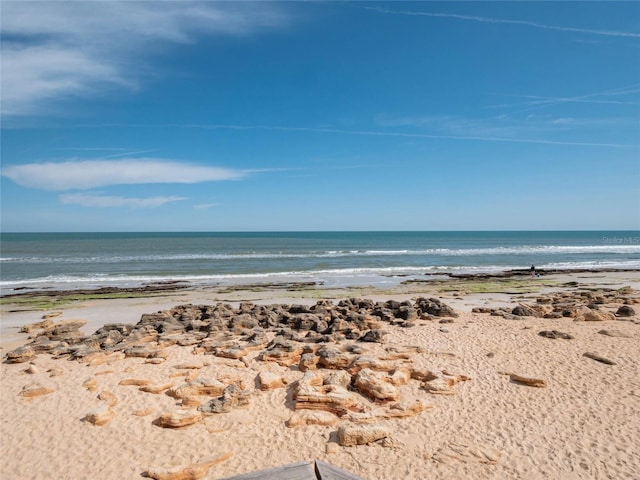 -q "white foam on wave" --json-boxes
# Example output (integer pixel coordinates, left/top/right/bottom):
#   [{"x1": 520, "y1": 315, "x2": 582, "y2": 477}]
[
  {"x1": 3, "y1": 260, "x2": 639, "y2": 293},
  {"x1": 2, "y1": 243, "x2": 639, "y2": 264}
]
